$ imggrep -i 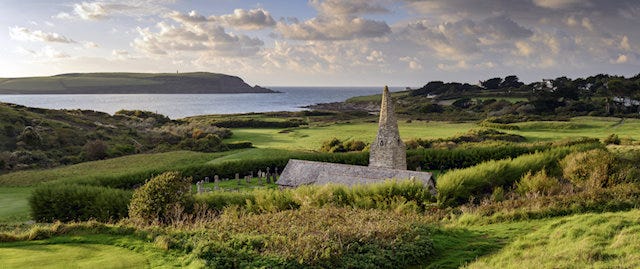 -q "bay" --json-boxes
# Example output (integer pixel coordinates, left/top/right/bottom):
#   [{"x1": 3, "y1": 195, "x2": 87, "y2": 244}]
[{"x1": 0, "y1": 87, "x2": 400, "y2": 119}]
